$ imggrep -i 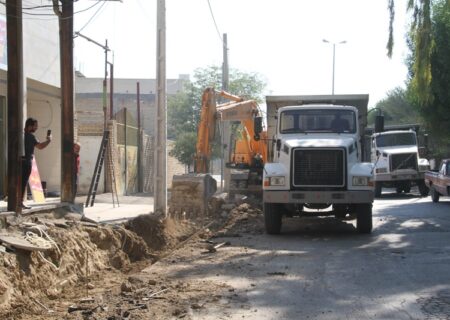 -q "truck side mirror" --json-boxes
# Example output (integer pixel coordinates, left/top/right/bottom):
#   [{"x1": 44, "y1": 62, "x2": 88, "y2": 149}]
[
  {"x1": 418, "y1": 147, "x2": 427, "y2": 158},
  {"x1": 376, "y1": 150, "x2": 380, "y2": 157},
  {"x1": 254, "y1": 116, "x2": 263, "y2": 135},
  {"x1": 276, "y1": 139, "x2": 281, "y2": 151},
  {"x1": 375, "y1": 115, "x2": 384, "y2": 133}
]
